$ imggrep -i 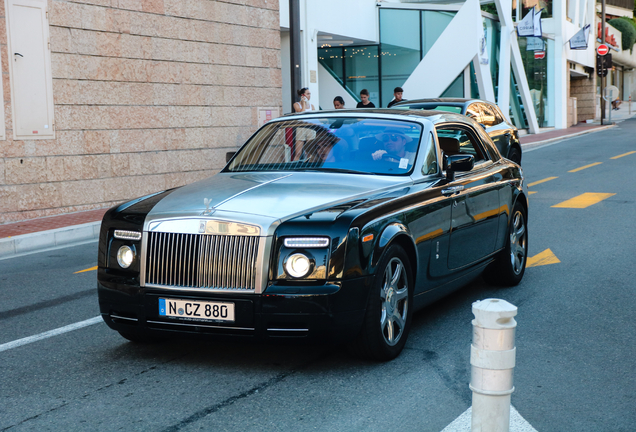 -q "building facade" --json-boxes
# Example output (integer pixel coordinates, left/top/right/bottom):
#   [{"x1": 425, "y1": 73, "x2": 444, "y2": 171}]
[
  {"x1": 0, "y1": 0, "x2": 282, "y2": 224},
  {"x1": 280, "y1": 0, "x2": 601, "y2": 131}
]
